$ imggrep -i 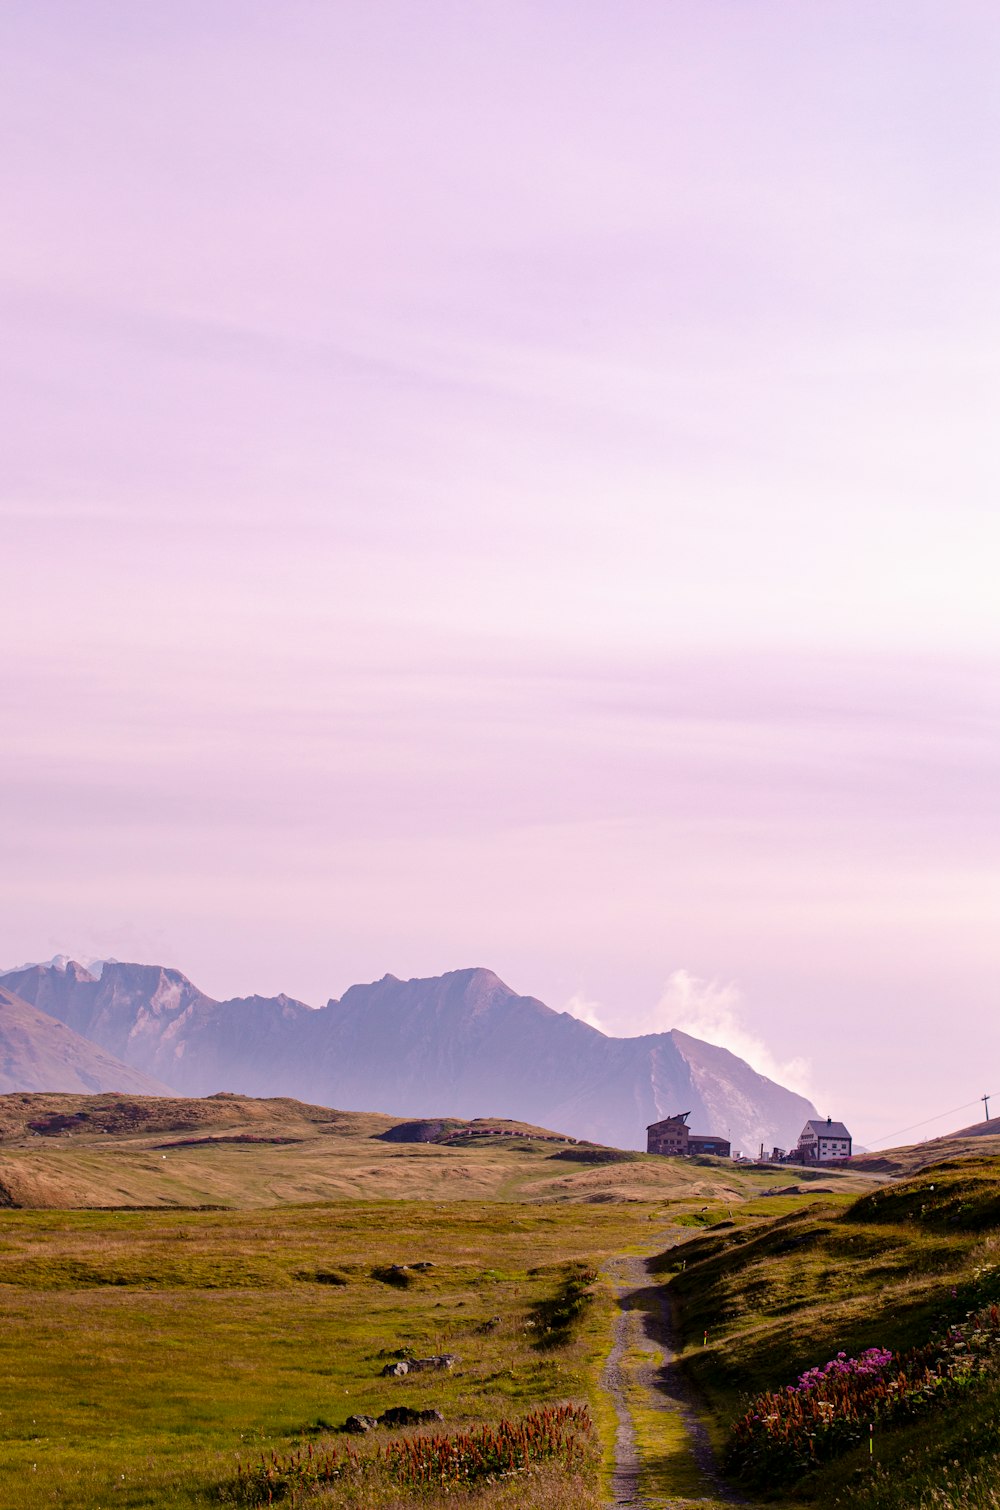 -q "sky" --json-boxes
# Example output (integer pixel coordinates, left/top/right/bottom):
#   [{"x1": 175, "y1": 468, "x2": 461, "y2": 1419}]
[{"x1": 2, "y1": 2, "x2": 998, "y2": 1149}]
